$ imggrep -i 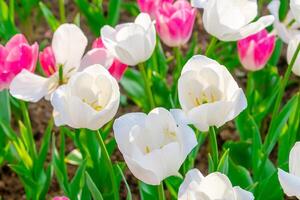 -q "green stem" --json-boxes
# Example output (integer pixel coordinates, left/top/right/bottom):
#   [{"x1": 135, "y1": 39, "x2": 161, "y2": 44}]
[
  {"x1": 205, "y1": 36, "x2": 218, "y2": 57},
  {"x1": 246, "y1": 72, "x2": 254, "y2": 108},
  {"x1": 59, "y1": 64, "x2": 64, "y2": 85},
  {"x1": 138, "y1": 63, "x2": 155, "y2": 110},
  {"x1": 96, "y1": 130, "x2": 119, "y2": 200},
  {"x1": 9, "y1": 0, "x2": 14, "y2": 25},
  {"x1": 0, "y1": 90, "x2": 11, "y2": 123},
  {"x1": 209, "y1": 126, "x2": 218, "y2": 171},
  {"x1": 172, "y1": 47, "x2": 183, "y2": 107},
  {"x1": 157, "y1": 183, "x2": 165, "y2": 200},
  {"x1": 59, "y1": 0, "x2": 66, "y2": 23}
]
